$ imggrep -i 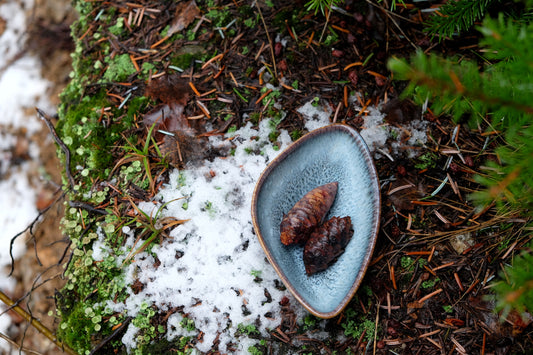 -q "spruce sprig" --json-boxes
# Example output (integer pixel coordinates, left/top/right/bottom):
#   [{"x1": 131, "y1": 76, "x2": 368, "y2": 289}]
[
  {"x1": 426, "y1": 0, "x2": 494, "y2": 39},
  {"x1": 494, "y1": 246, "x2": 533, "y2": 319},
  {"x1": 389, "y1": 15, "x2": 533, "y2": 126},
  {"x1": 389, "y1": 16, "x2": 533, "y2": 211}
]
